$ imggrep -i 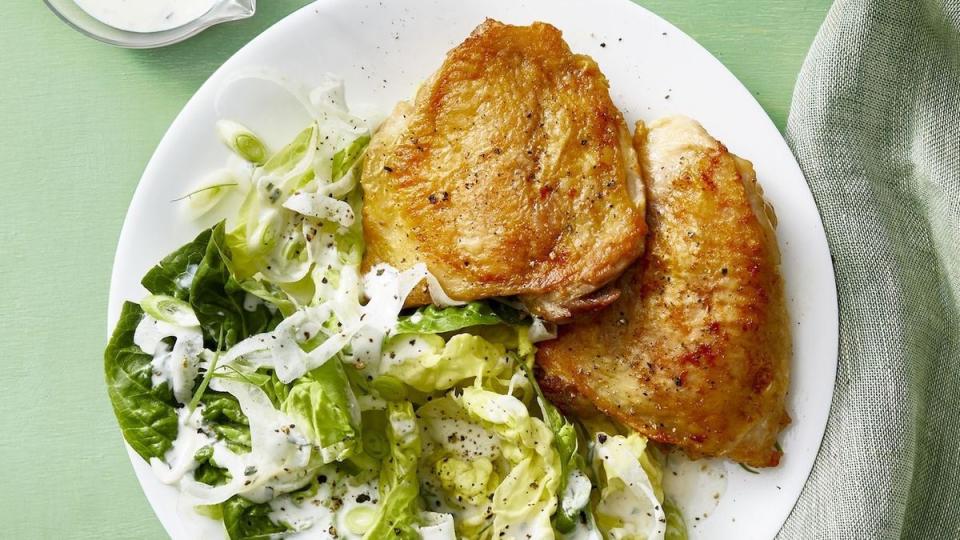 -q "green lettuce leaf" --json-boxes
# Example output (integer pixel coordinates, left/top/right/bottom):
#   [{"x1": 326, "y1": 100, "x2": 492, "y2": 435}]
[
  {"x1": 395, "y1": 301, "x2": 523, "y2": 335},
  {"x1": 193, "y1": 445, "x2": 232, "y2": 487},
  {"x1": 222, "y1": 495, "x2": 290, "y2": 540},
  {"x1": 280, "y1": 358, "x2": 360, "y2": 463},
  {"x1": 363, "y1": 402, "x2": 423, "y2": 539},
  {"x1": 200, "y1": 392, "x2": 251, "y2": 454},
  {"x1": 379, "y1": 332, "x2": 516, "y2": 393},
  {"x1": 104, "y1": 301, "x2": 178, "y2": 461},
  {"x1": 191, "y1": 222, "x2": 284, "y2": 348},
  {"x1": 211, "y1": 367, "x2": 290, "y2": 411},
  {"x1": 141, "y1": 229, "x2": 212, "y2": 300}
]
